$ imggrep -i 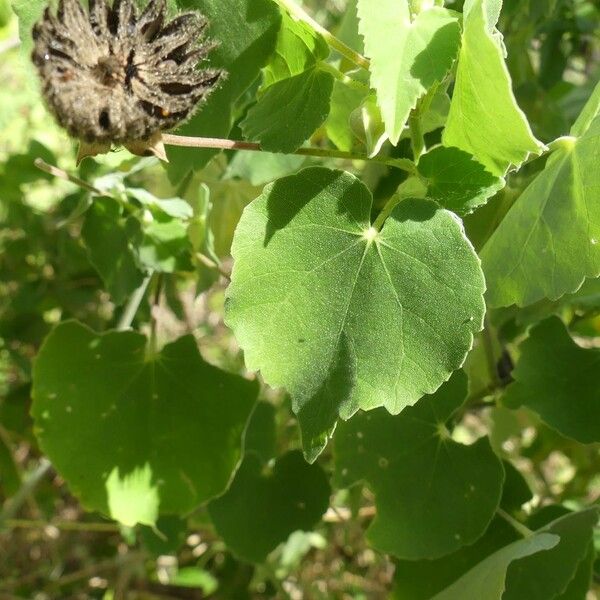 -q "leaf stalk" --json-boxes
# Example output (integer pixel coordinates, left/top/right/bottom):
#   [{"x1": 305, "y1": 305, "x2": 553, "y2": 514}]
[
  {"x1": 274, "y1": 0, "x2": 371, "y2": 71},
  {"x1": 161, "y1": 134, "x2": 417, "y2": 174}
]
